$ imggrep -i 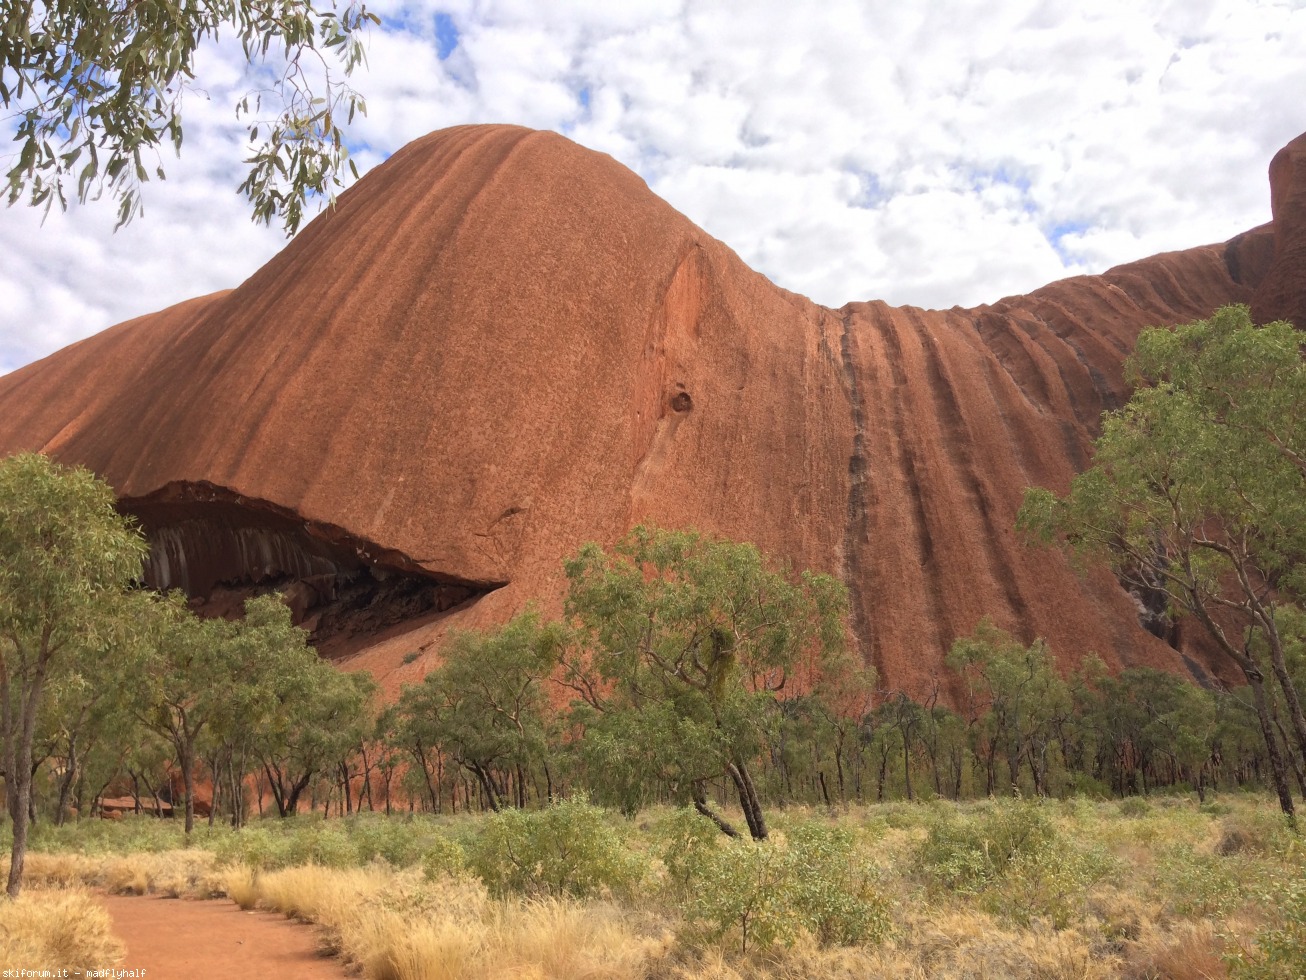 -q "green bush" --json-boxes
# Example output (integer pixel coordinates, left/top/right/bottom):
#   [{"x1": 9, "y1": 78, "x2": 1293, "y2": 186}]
[
  {"x1": 211, "y1": 825, "x2": 295, "y2": 869},
  {"x1": 1156, "y1": 845, "x2": 1246, "y2": 919},
  {"x1": 689, "y1": 840, "x2": 797, "y2": 953},
  {"x1": 785, "y1": 824, "x2": 891, "y2": 946},
  {"x1": 208, "y1": 819, "x2": 356, "y2": 869},
  {"x1": 420, "y1": 834, "x2": 467, "y2": 881},
  {"x1": 292, "y1": 824, "x2": 358, "y2": 868},
  {"x1": 23, "y1": 815, "x2": 198, "y2": 855},
  {"x1": 653, "y1": 806, "x2": 723, "y2": 896},
  {"x1": 1215, "y1": 810, "x2": 1299, "y2": 859},
  {"x1": 986, "y1": 838, "x2": 1120, "y2": 928},
  {"x1": 466, "y1": 797, "x2": 642, "y2": 898},
  {"x1": 687, "y1": 824, "x2": 890, "y2": 953},
  {"x1": 1230, "y1": 872, "x2": 1306, "y2": 978},
  {"x1": 914, "y1": 798, "x2": 1058, "y2": 892},
  {"x1": 1117, "y1": 796, "x2": 1152, "y2": 818},
  {"x1": 347, "y1": 816, "x2": 427, "y2": 867}
]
